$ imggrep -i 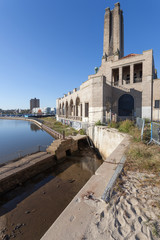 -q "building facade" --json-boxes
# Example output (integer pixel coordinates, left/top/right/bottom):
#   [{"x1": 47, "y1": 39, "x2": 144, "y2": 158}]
[
  {"x1": 32, "y1": 107, "x2": 52, "y2": 115},
  {"x1": 30, "y1": 98, "x2": 40, "y2": 111},
  {"x1": 56, "y1": 3, "x2": 160, "y2": 126}
]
